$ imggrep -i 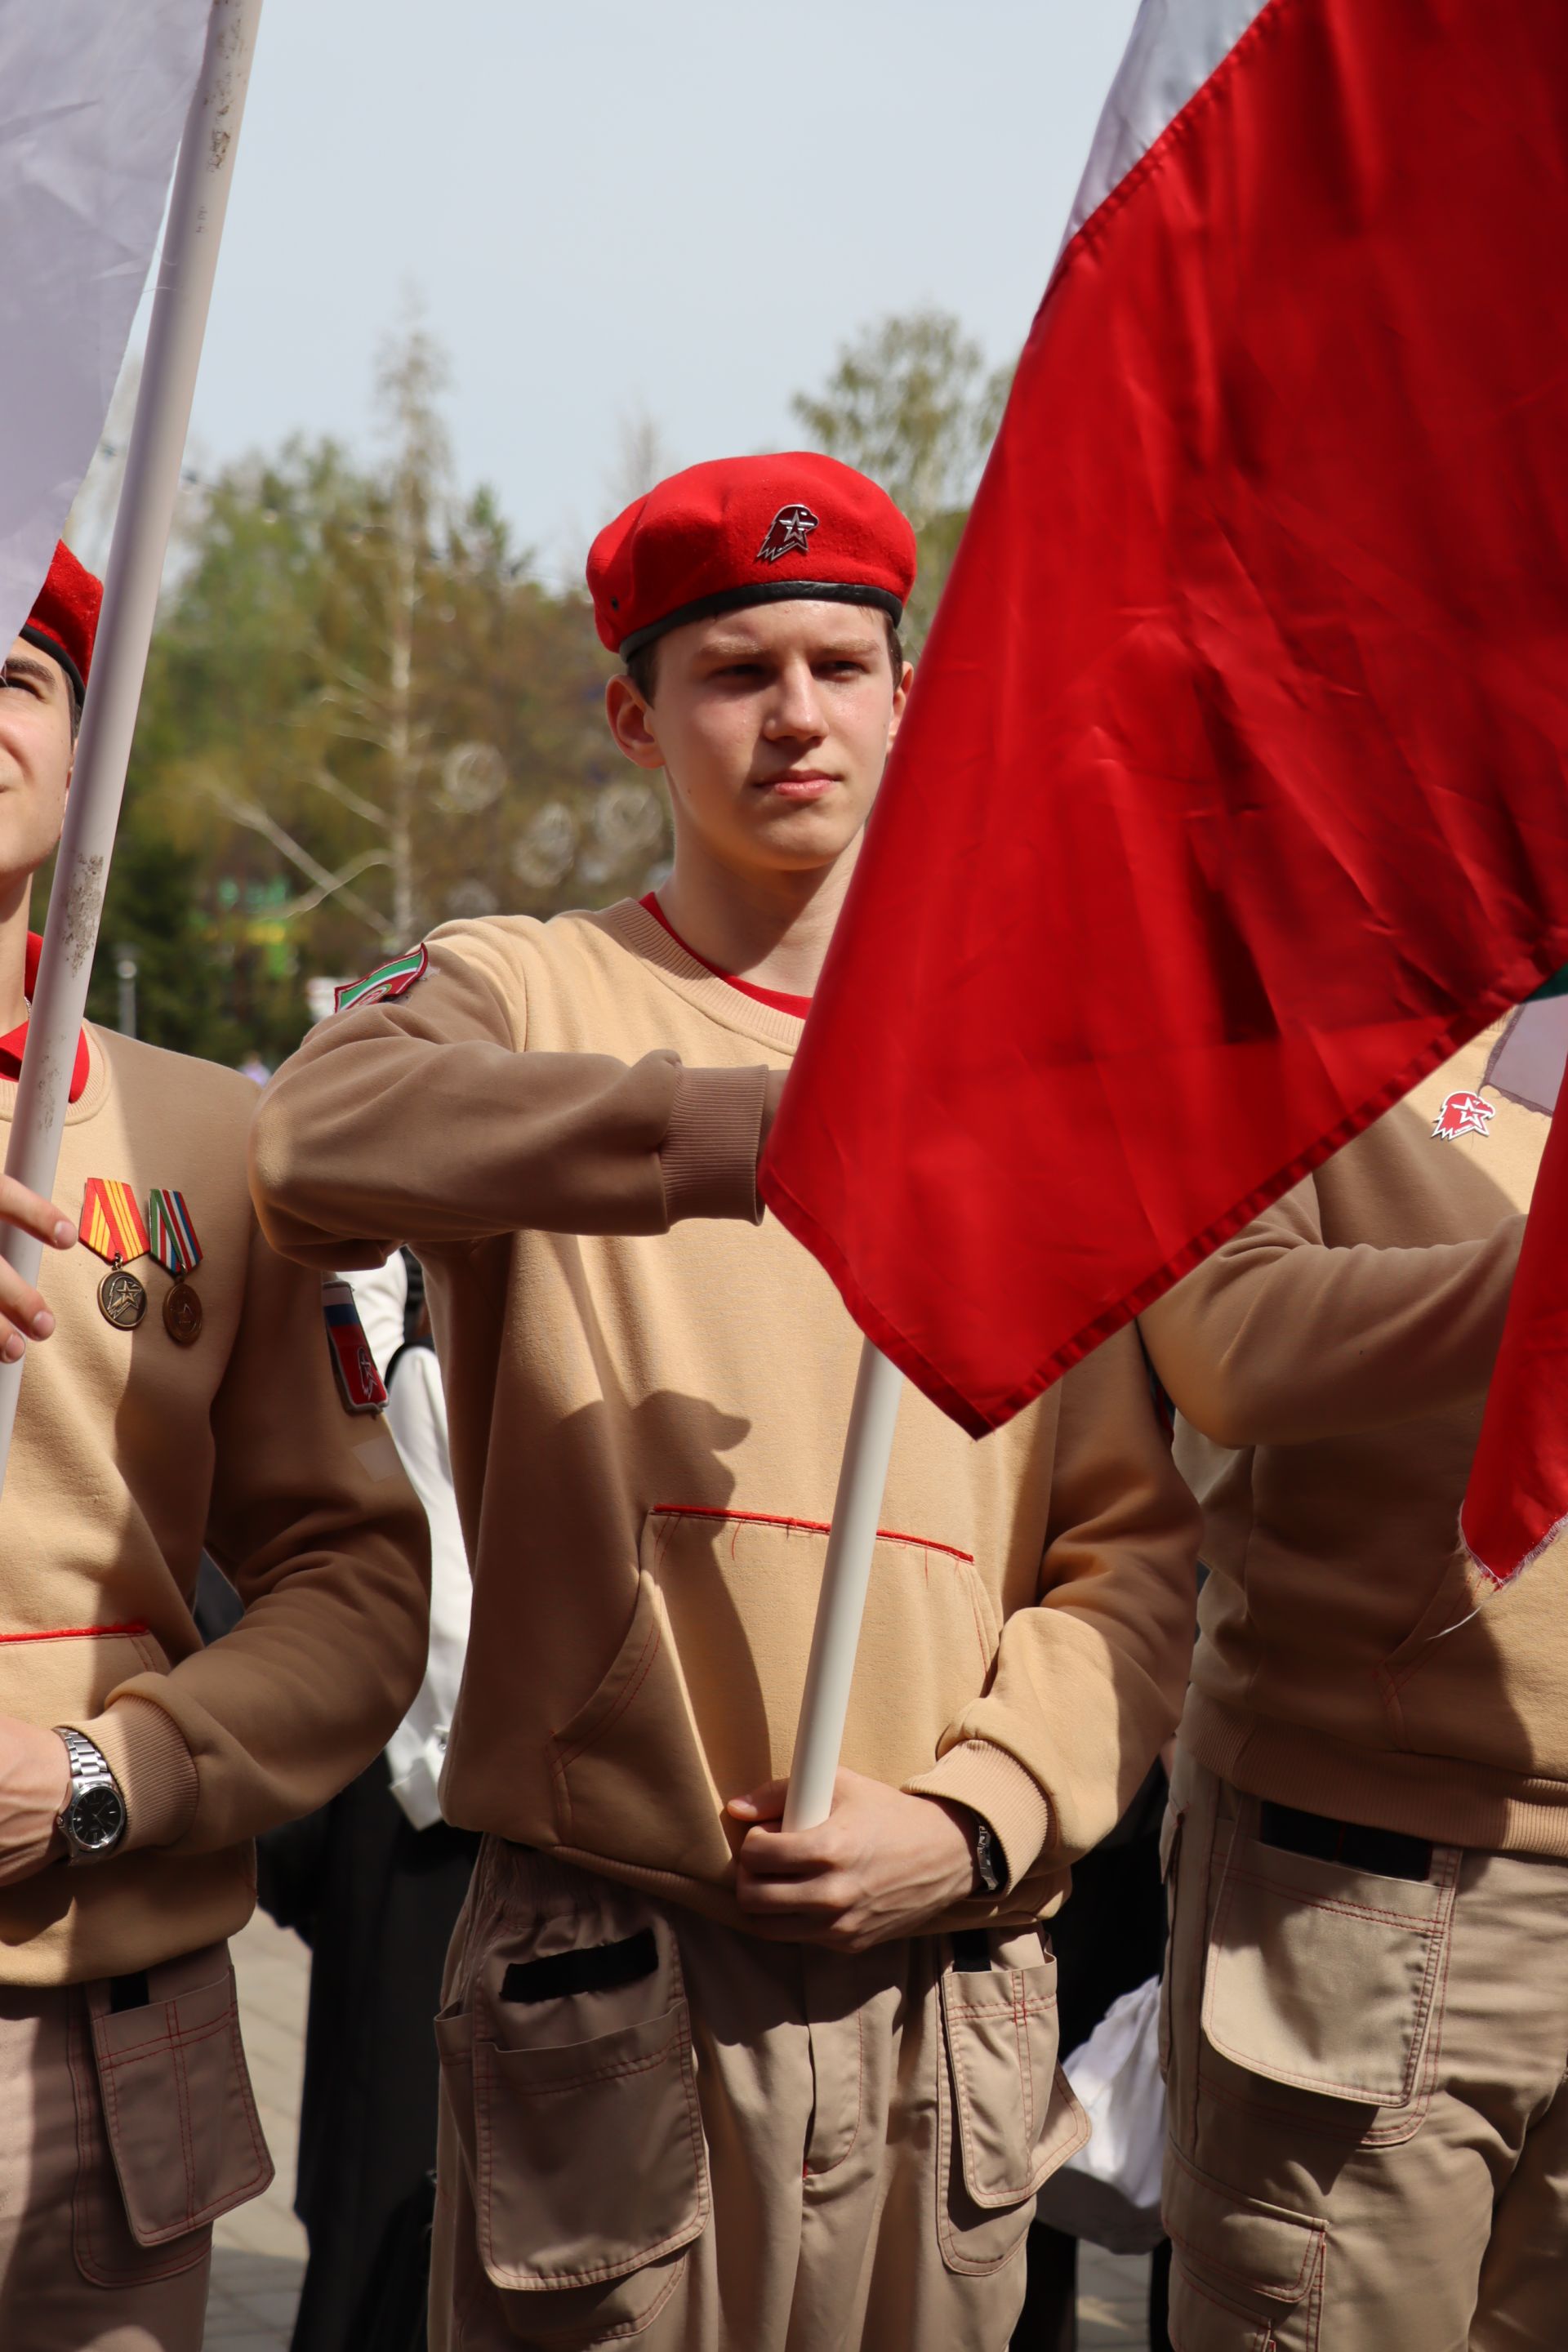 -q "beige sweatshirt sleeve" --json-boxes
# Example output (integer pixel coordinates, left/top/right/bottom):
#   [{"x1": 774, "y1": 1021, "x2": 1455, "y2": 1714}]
[
  {"x1": 67, "y1": 1214, "x2": 432, "y2": 1855},
  {"x1": 249, "y1": 931, "x2": 769, "y2": 1267},
  {"x1": 908, "y1": 1325, "x2": 1200, "y2": 1876},
  {"x1": 1141, "y1": 1177, "x2": 1524, "y2": 1448}
]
